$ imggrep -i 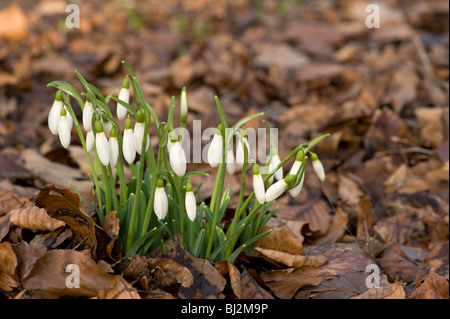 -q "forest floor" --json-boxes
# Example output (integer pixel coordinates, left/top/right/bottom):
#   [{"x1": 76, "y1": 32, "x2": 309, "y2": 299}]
[{"x1": 0, "y1": 0, "x2": 448, "y2": 300}]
